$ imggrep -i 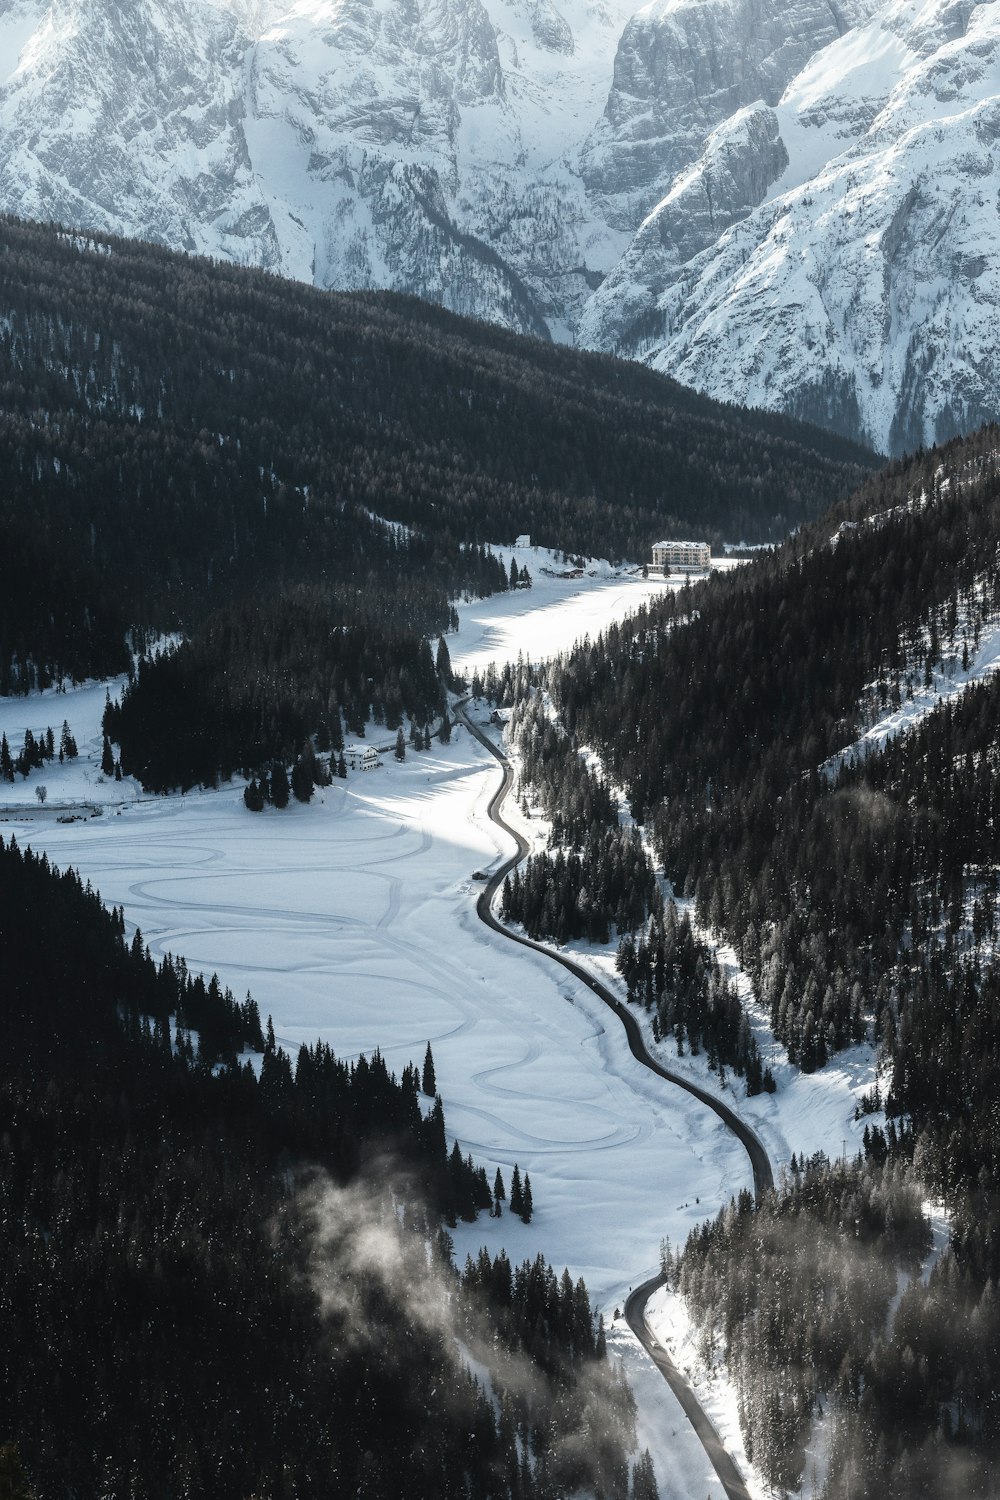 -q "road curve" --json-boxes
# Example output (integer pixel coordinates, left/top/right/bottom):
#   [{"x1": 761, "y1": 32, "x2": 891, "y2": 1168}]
[
  {"x1": 625, "y1": 1277, "x2": 752, "y2": 1500},
  {"x1": 456, "y1": 702, "x2": 773, "y2": 1200},
  {"x1": 456, "y1": 700, "x2": 771, "y2": 1500}
]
